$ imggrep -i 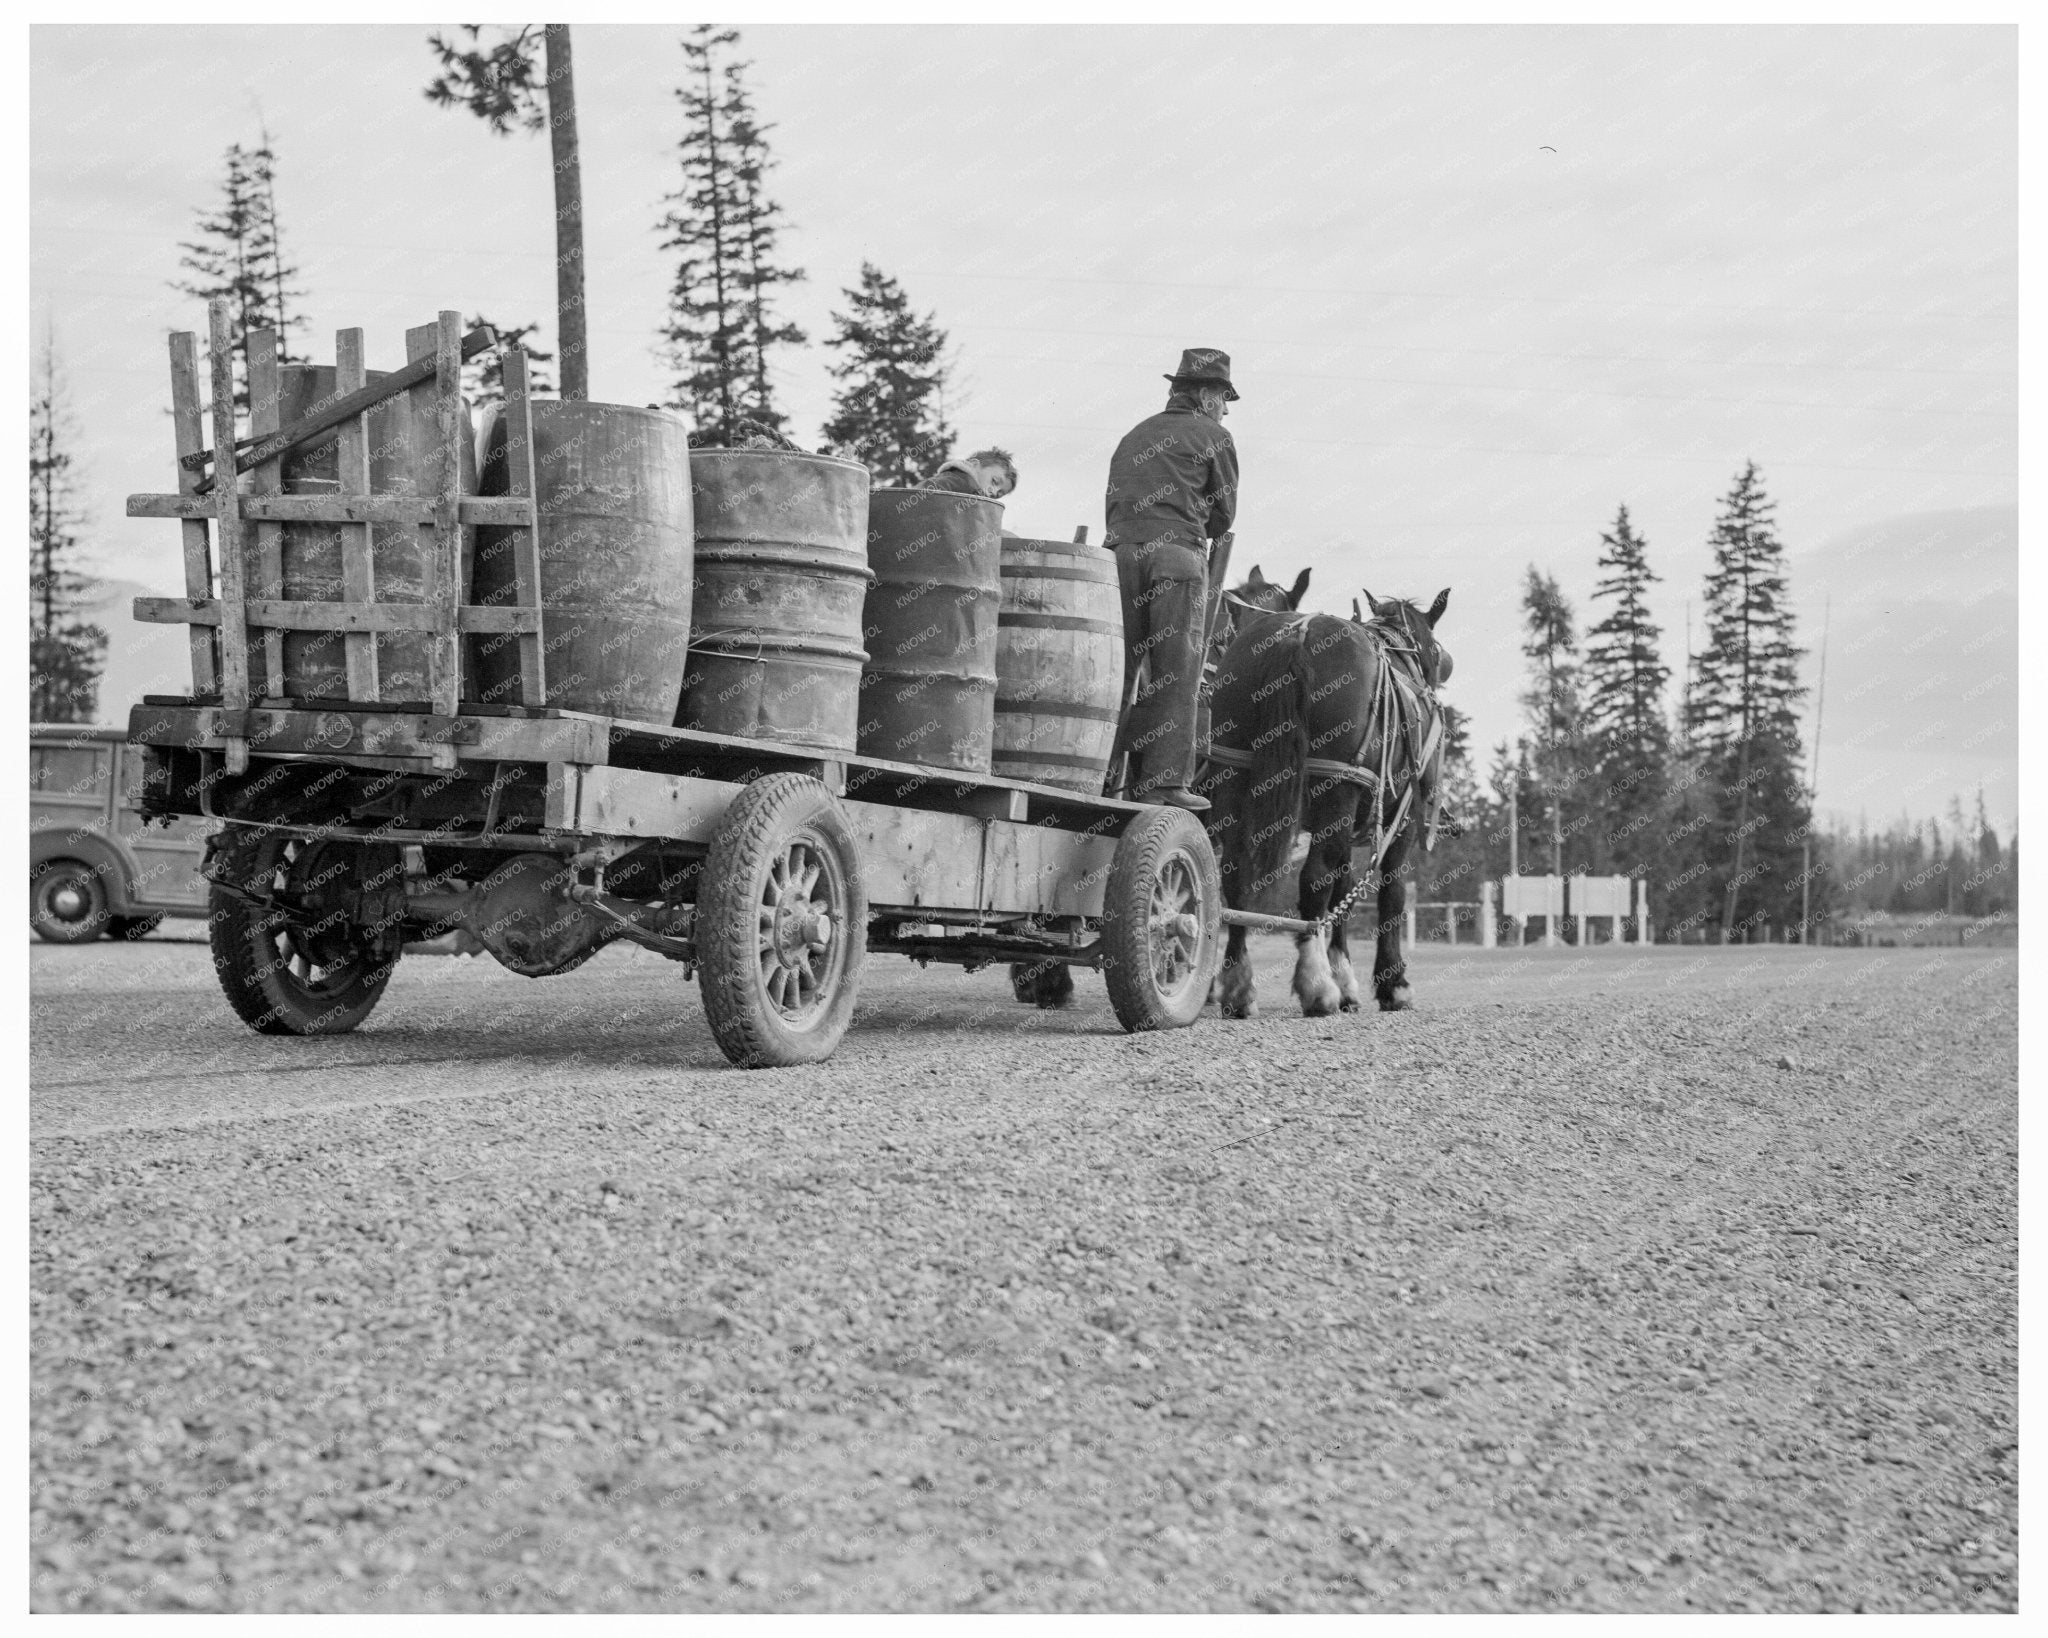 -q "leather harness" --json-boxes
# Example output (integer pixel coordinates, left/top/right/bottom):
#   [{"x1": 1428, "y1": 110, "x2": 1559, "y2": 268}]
[{"x1": 1200, "y1": 609, "x2": 1446, "y2": 875}]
